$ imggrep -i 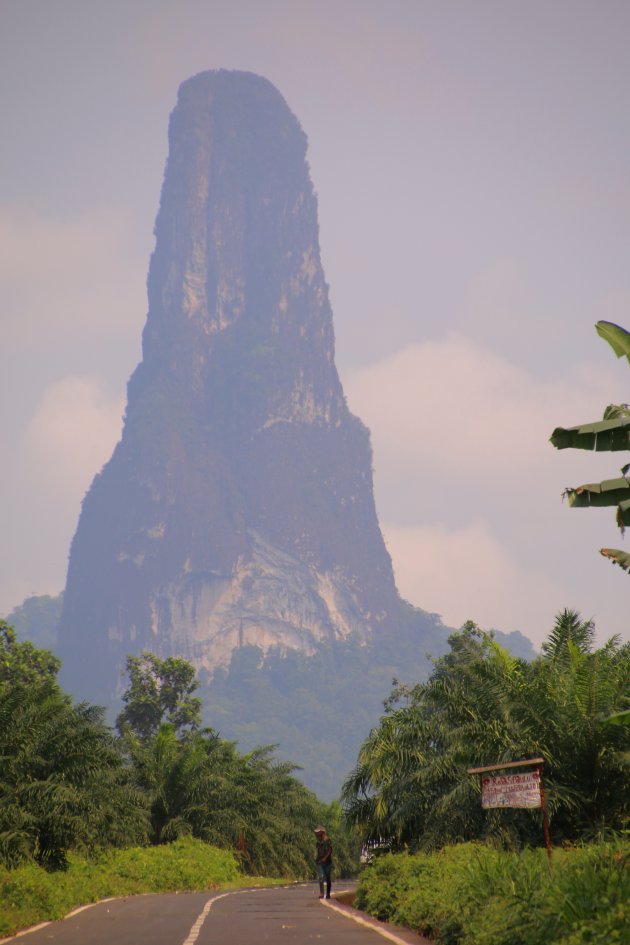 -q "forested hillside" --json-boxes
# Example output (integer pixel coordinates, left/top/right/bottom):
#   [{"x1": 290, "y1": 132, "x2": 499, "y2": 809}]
[
  {"x1": 202, "y1": 618, "x2": 534, "y2": 799},
  {"x1": 6, "y1": 593, "x2": 62, "y2": 651}
]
